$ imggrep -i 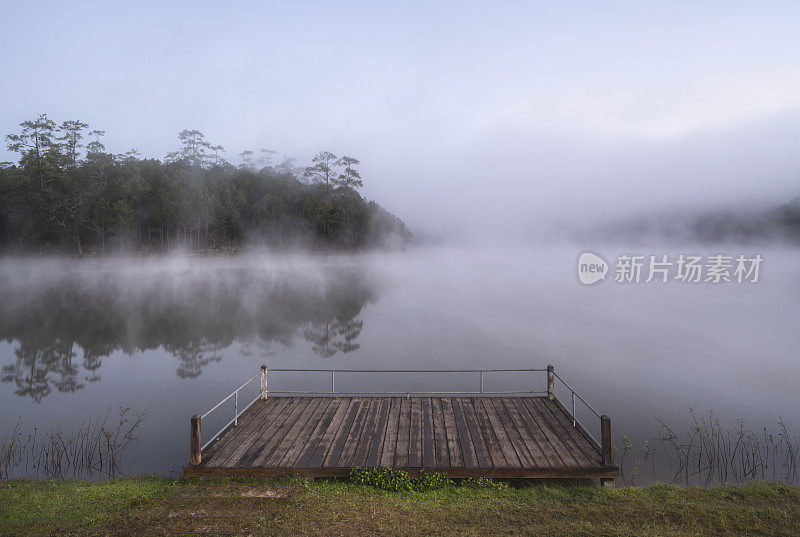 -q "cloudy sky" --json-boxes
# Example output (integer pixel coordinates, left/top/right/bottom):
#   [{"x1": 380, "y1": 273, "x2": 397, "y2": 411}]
[{"x1": 2, "y1": 1, "x2": 799, "y2": 236}]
